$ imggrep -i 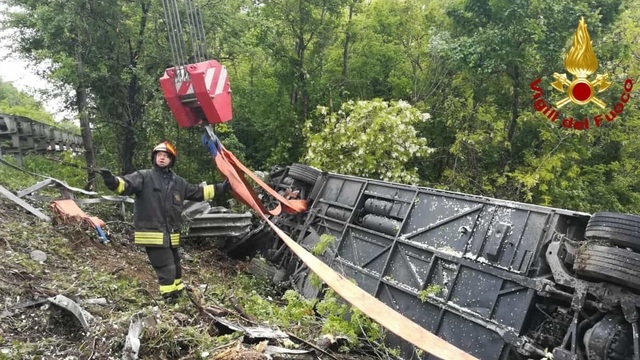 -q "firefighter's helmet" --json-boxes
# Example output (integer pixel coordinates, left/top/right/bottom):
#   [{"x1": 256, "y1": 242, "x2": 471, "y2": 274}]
[{"x1": 152, "y1": 141, "x2": 177, "y2": 167}]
